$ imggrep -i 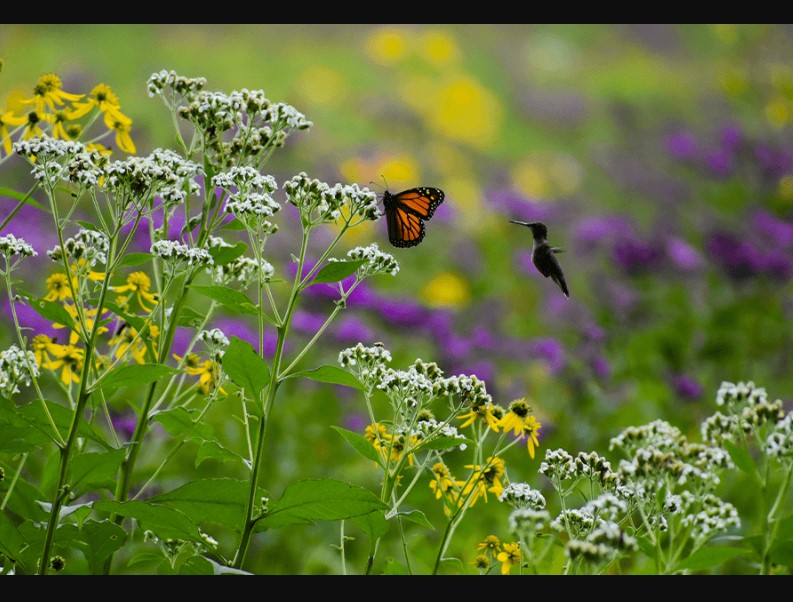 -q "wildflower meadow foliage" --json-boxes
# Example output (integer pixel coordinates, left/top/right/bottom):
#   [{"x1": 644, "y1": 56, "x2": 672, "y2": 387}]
[{"x1": 1, "y1": 25, "x2": 793, "y2": 575}]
